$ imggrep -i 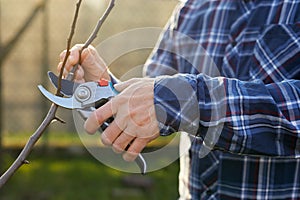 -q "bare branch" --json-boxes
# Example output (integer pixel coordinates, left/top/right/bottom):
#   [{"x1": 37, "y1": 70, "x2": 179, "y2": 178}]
[
  {"x1": 56, "y1": 0, "x2": 83, "y2": 95},
  {"x1": 23, "y1": 160, "x2": 30, "y2": 164},
  {"x1": 0, "y1": 0, "x2": 115, "y2": 188},
  {"x1": 65, "y1": 0, "x2": 115, "y2": 80},
  {"x1": 83, "y1": 0, "x2": 115, "y2": 49},
  {"x1": 53, "y1": 116, "x2": 66, "y2": 124},
  {"x1": 0, "y1": 104, "x2": 58, "y2": 188}
]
